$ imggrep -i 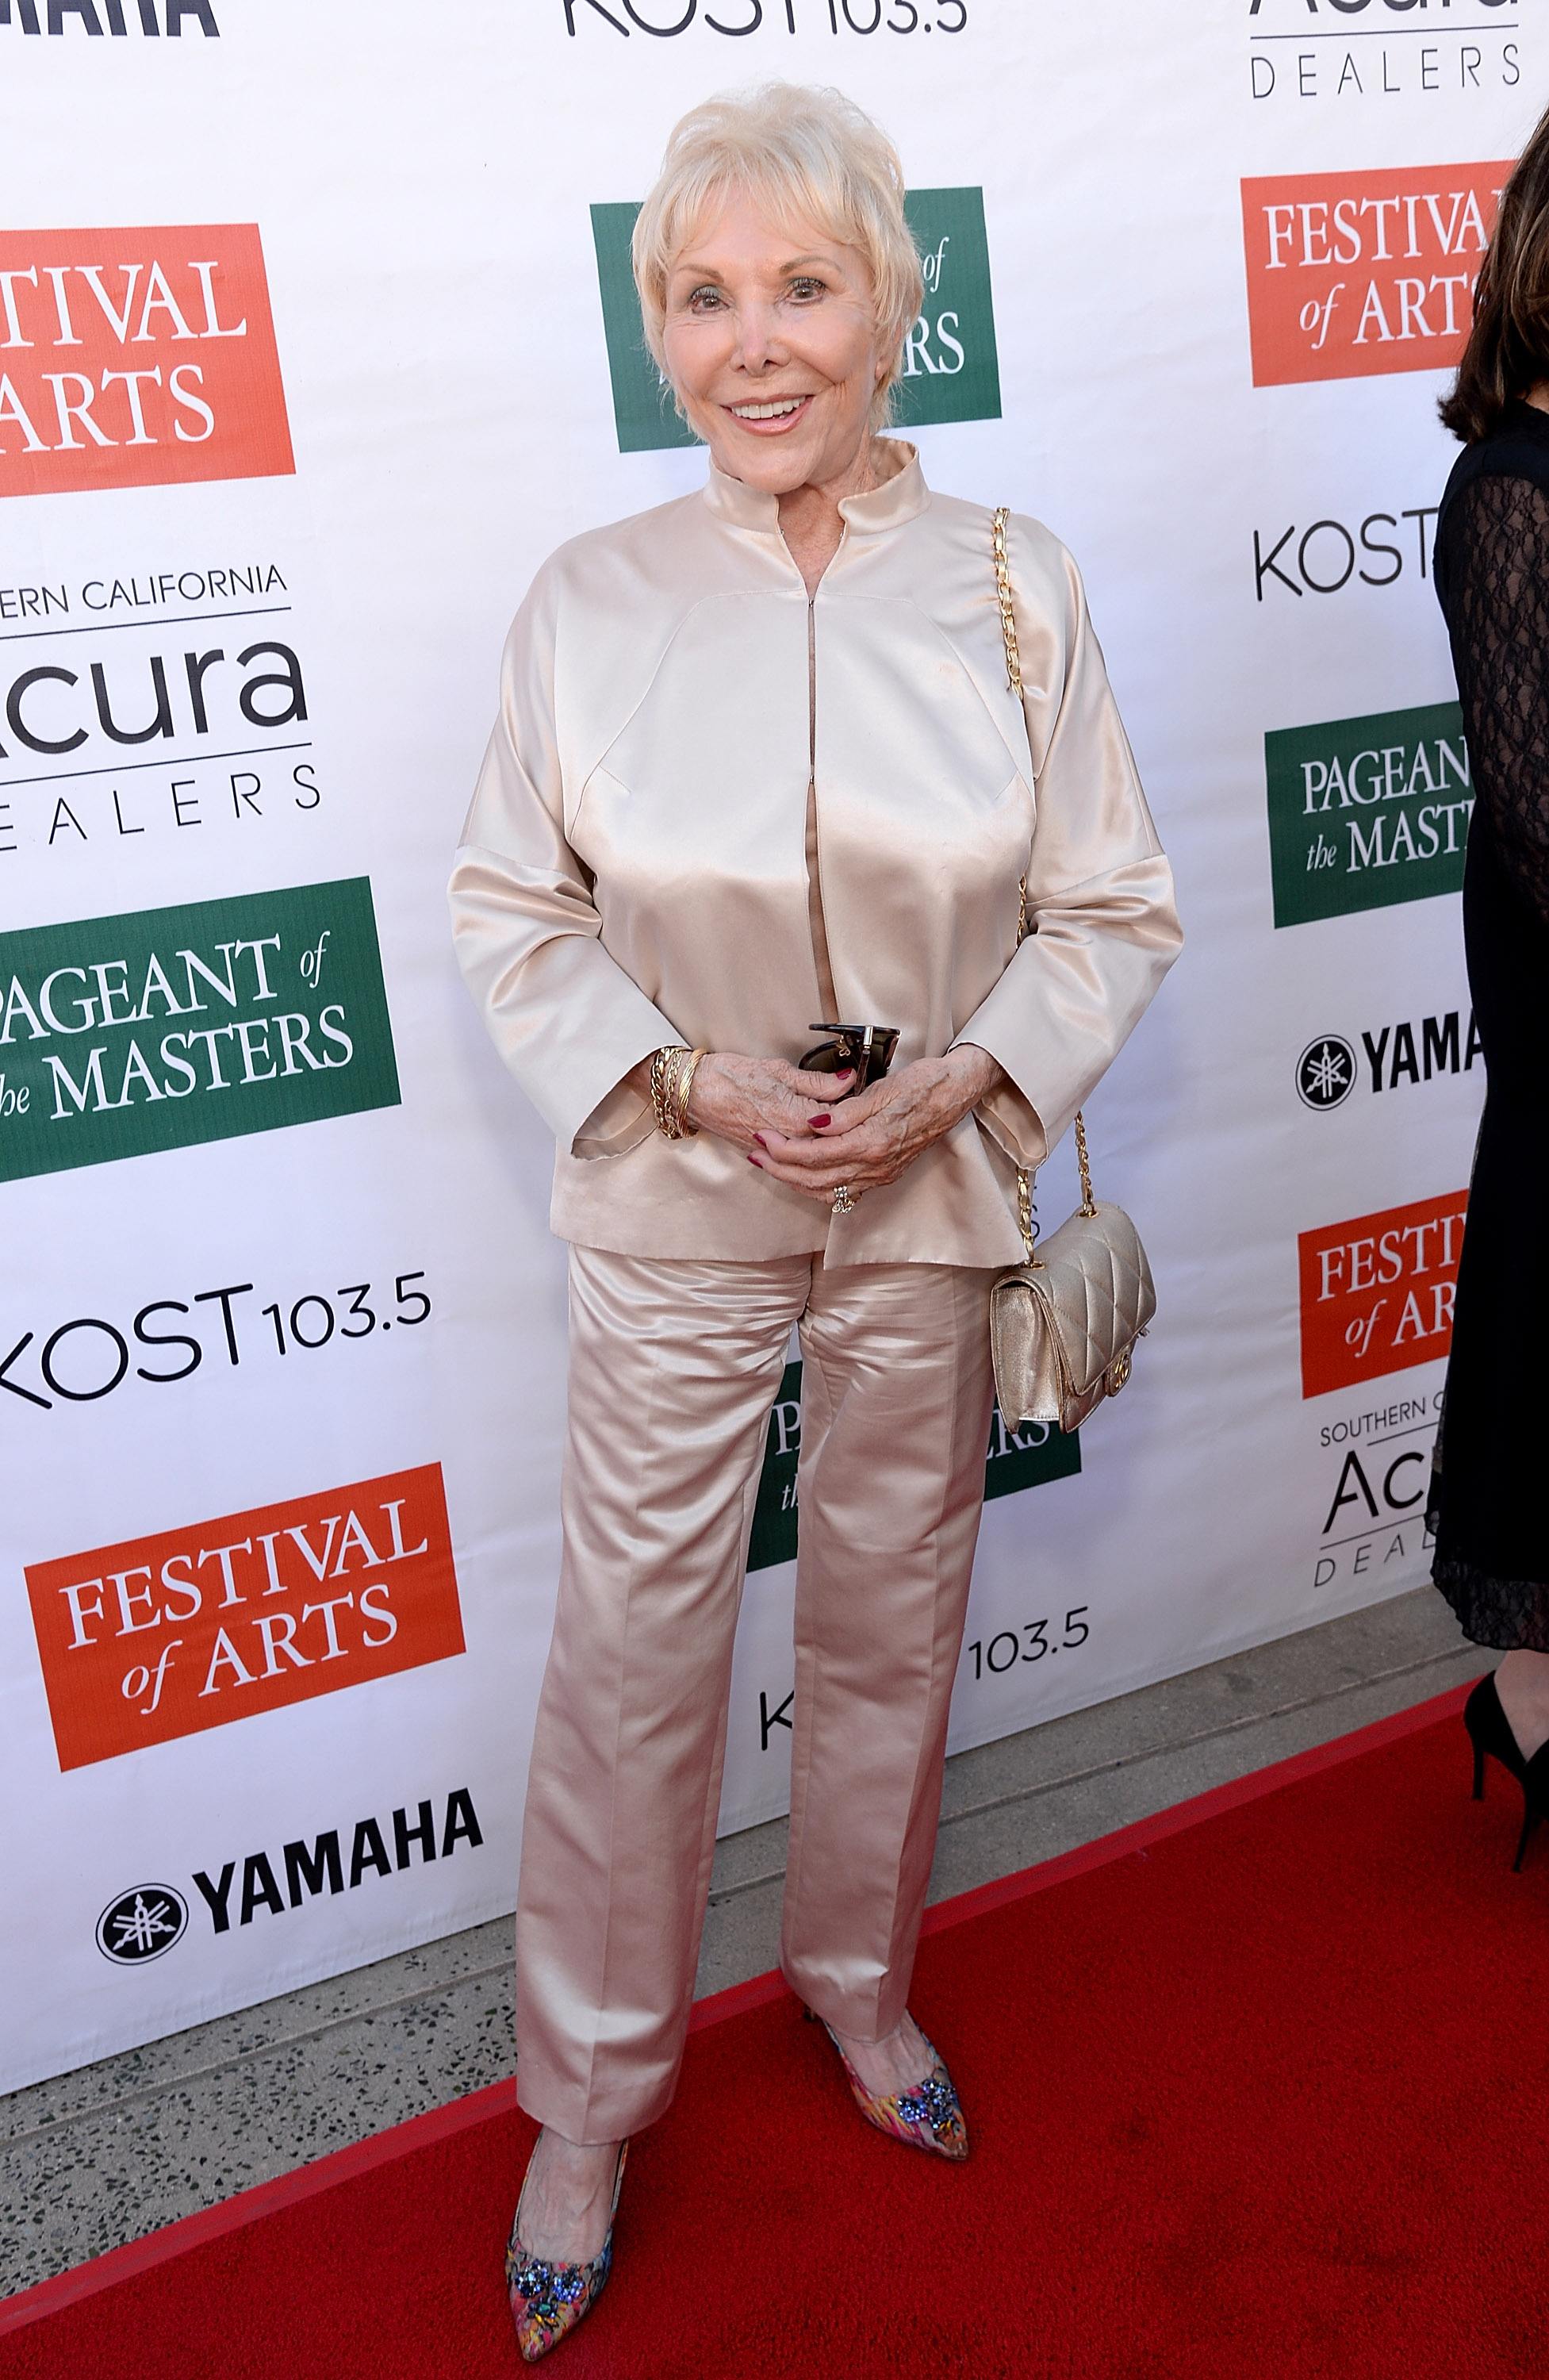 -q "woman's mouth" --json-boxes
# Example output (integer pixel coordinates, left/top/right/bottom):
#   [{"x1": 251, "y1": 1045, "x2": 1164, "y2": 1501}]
[{"x1": 725, "y1": 394, "x2": 814, "y2": 432}]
